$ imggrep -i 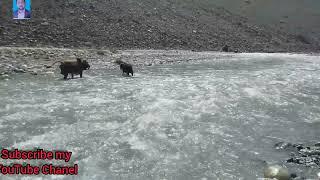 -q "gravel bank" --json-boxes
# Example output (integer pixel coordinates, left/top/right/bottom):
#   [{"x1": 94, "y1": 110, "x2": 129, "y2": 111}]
[{"x1": 0, "y1": 47, "x2": 240, "y2": 77}]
